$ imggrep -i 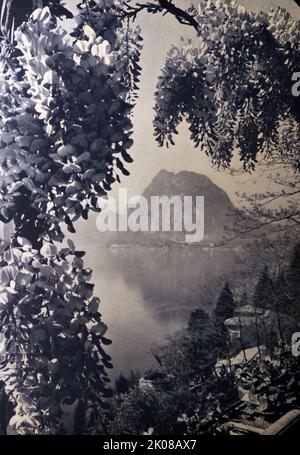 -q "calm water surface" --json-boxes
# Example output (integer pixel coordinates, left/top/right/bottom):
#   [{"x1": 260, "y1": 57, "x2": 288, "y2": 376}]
[{"x1": 81, "y1": 242, "x2": 237, "y2": 379}]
